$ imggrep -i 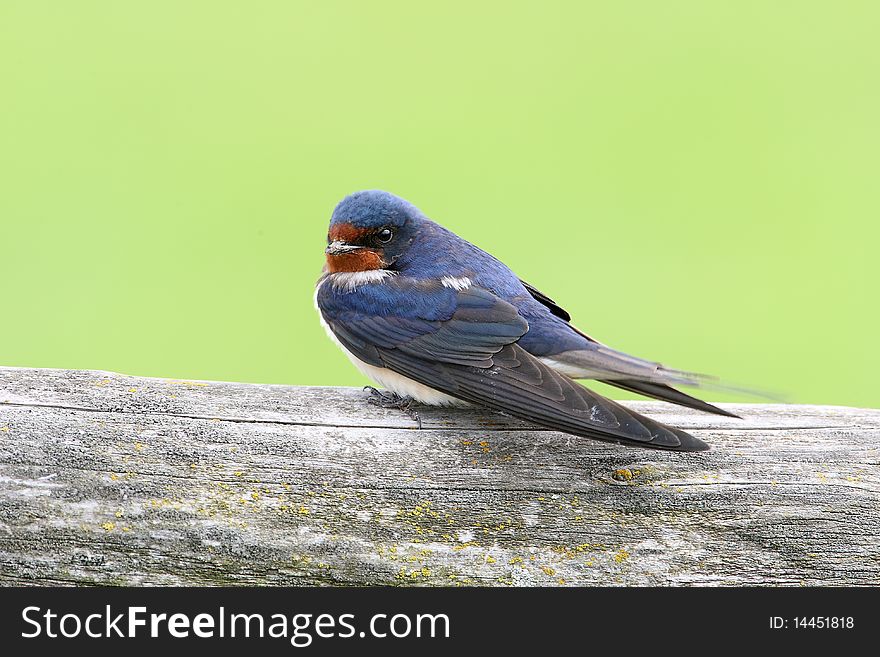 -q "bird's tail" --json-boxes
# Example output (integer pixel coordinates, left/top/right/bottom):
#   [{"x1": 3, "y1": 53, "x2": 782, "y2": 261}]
[
  {"x1": 543, "y1": 344, "x2": 781, "y2": 418},
  {"x1": 600, "y1": 378, "x2": 740, "y2": 418}
]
